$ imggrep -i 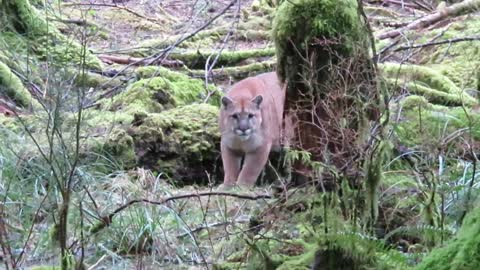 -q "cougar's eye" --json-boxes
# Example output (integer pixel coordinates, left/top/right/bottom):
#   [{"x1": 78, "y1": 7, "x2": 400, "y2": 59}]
[
  {"x1": 231, "y1": 114, "x2": 239, "y2": 119},
  {"x1": 248, "y1": 113, "x2": 254, "y2": 119}
]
